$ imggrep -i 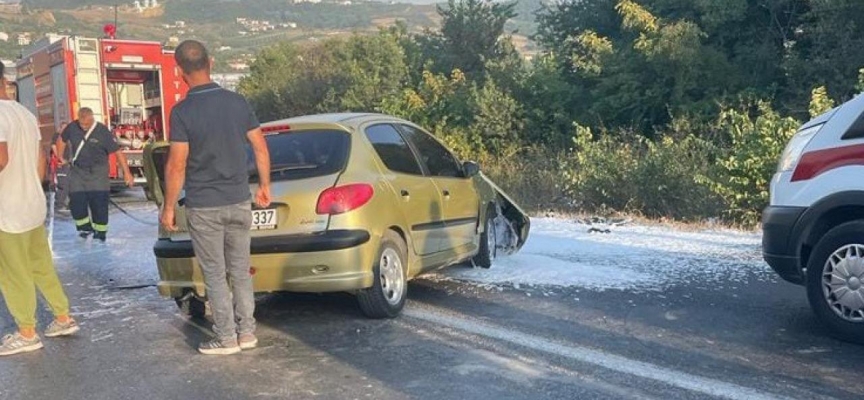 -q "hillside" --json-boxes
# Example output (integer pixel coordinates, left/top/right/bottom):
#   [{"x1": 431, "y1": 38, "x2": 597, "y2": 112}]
[{"x1": 2, "y1": 0, "x2": 542, "y2": 70}]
